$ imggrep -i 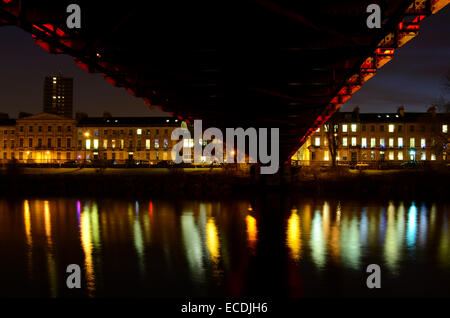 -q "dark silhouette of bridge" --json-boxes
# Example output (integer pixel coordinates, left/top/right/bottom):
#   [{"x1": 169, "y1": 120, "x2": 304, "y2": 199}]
[{"x1": 1, "y1": 0, "x2": 449, "y2": 161}]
